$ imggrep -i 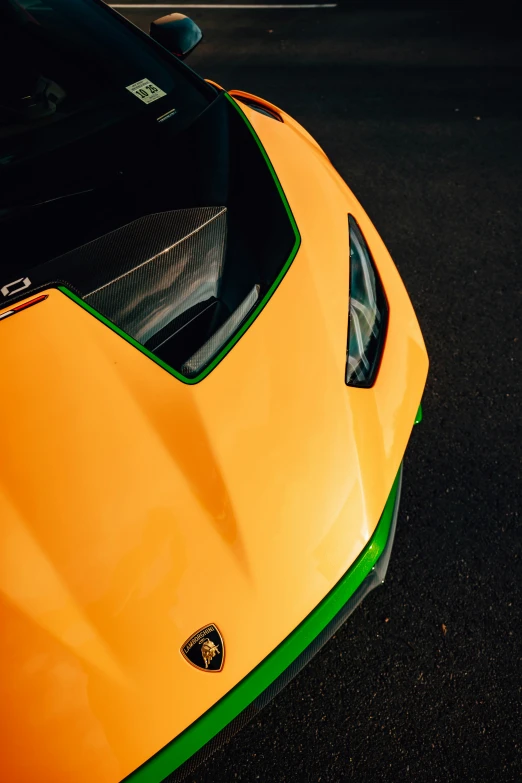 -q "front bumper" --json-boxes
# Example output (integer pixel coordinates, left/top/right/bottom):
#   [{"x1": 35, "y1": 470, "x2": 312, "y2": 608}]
[{"x1": 125, "y1": 463, "x2": 404, "y2": 783}]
